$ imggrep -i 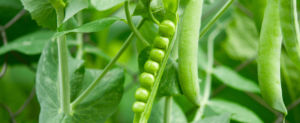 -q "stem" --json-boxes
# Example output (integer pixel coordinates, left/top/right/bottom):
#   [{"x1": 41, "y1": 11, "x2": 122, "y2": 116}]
[
  {"x1": 76, "y1": 11, "x2": 83, "y2": 60},
  {"x1": 164, "y1": 96, "x2": 172, "y2": 123},
  {"x1": 199, "y1": 0, "x2": 234, "y2": 39},
  {"x1": 148, "y1": 3, "x2": 160, "y2": 25},
  {"x1": 71, "y1": 19, "x2": 146, "y2": 108},
  {"x1": 245, "y1": 92, "x2": 278, "y2": 114},
  {"x1": 0, "y1": 30, "x2": 8, "y2": 78},
  {"x1": 56, "y1": 6, "x2": 71, "y2": 114},
  {"x1": 193, "y1": 28, "x2": 220, "y2": 121},
  {"x1": 124, "y1": 1, "x2": 150, "y2": 47},
  {"x1": 287, "y1": 97, "x2": 300, "y2": 111}
]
